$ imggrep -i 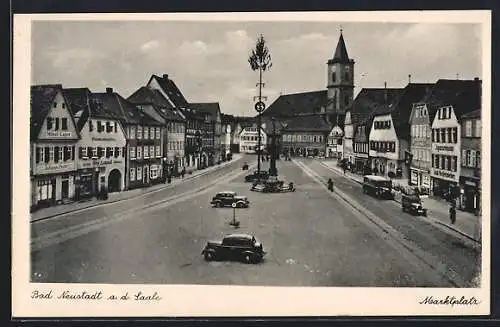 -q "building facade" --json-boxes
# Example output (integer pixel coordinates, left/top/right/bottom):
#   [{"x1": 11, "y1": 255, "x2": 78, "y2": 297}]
[
  {"x1": 353, "y1": 119, "x2": 371, "y2": 174},
  {"x1": 409, "y1": 103, "x2": 432, "y2": 191},
  {"x1": 459, "y1": 110, "x2": 481, "y2": 213},
  {"x1": 430, "y1": 105, "x2": 461, "y2": 199},
  {"x1": 342, "y1": 111, "x2": 355, "y2": 168},
  {"x1": 281, "y1": 115, "x2": 330, "y2": 157},
  {"x1": 31, "y1": 85, "x2": 80, "y2": 209},
  {"x1": 239, "y1": 125, "x2": 267, "y2": 153},
  {"x1": 326, "y1": 125, "x2": 343, "y2": 159},
  {"x1": 369, "y1": 114, "x2": 403, "y2": 177}
]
